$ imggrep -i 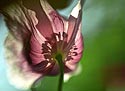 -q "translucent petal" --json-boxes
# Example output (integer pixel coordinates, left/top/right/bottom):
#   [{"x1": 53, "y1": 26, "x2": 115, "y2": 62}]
[
  {"x1": 40, "y1": 0, "x2": 68, "y2": 34},
  {"x1": 4, "y1": 33, "x2": 41, "y2": 90},
  {"x1": 64, "y1": 64, "x2": 82, "y2": 82}
]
